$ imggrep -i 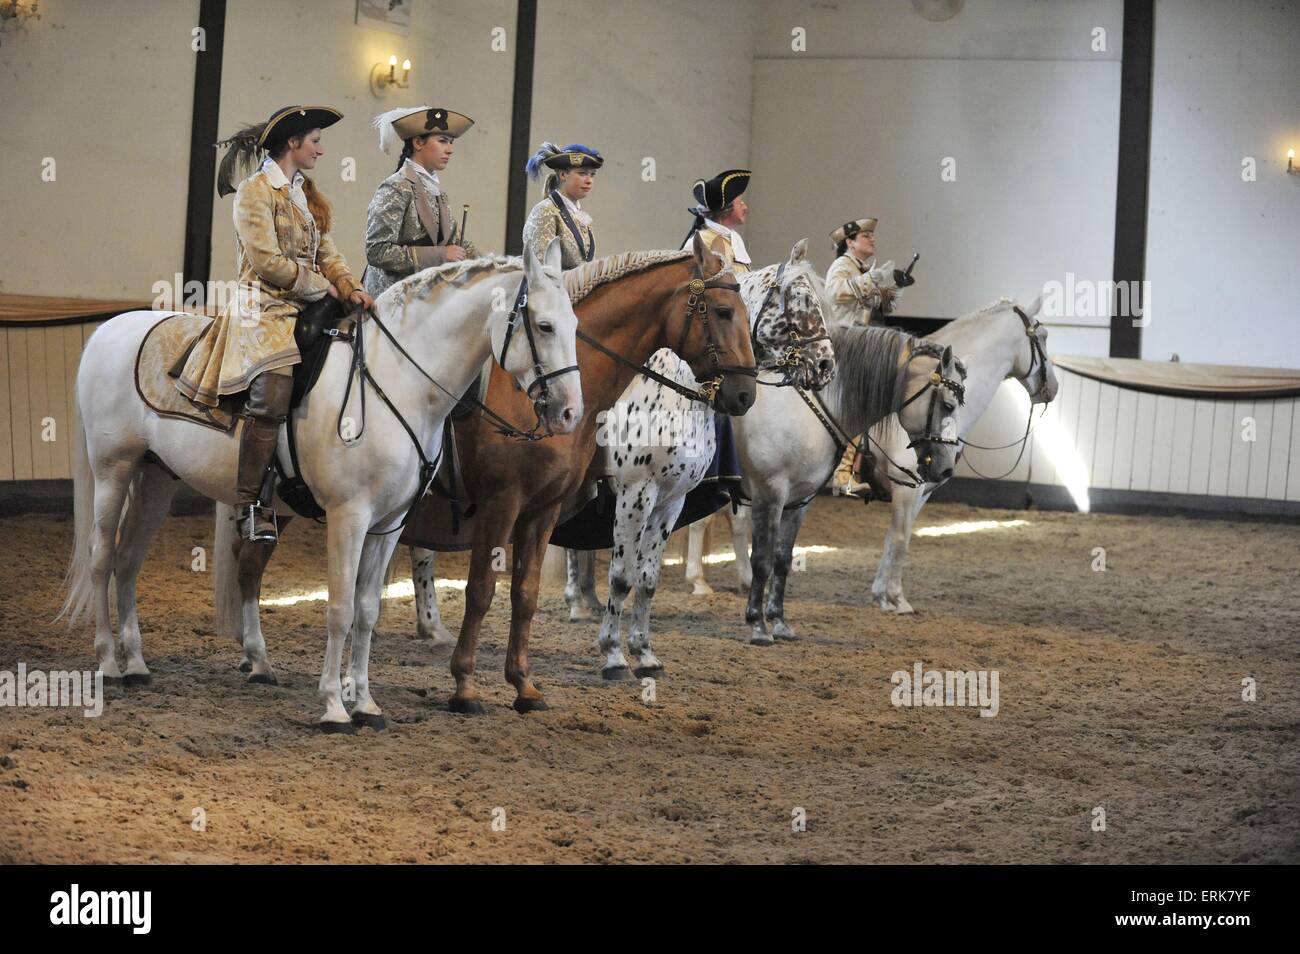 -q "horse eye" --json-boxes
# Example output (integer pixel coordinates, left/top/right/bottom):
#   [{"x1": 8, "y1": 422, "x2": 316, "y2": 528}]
[
  {"x1": 714, "y1": 307, "x2": 734, "y2": 320},
  {"x1": 538, "y1": 321, "x2": 555, "y2": 334}
]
